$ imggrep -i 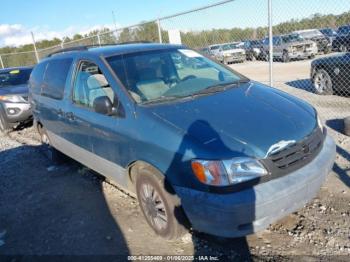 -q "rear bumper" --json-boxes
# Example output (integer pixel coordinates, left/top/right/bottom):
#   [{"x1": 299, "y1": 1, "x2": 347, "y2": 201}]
[{"x1": 174, "y1": 134, "x2": 336, "y2": 238}]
